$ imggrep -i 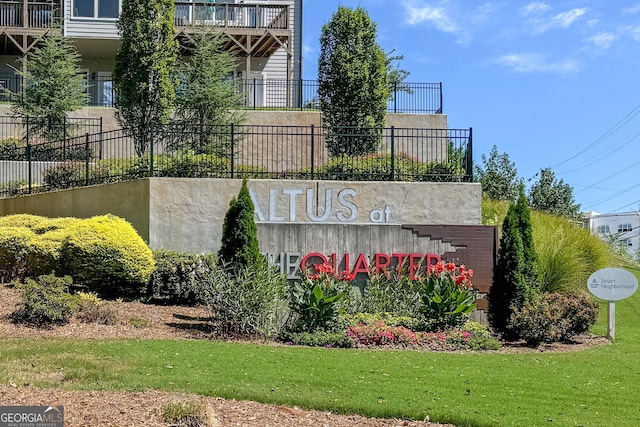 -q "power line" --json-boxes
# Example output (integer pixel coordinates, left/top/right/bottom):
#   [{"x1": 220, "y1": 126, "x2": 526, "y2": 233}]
[
  {"x1": 558, "y1": 130, "x2": 640, "y2": 175},
  {"x1": 574, "y1": 159, "x2": 640, "y2": 194},
  {"x1": 550, "y1": 103, "x2": 640, "y2": 169}
]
